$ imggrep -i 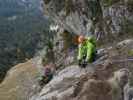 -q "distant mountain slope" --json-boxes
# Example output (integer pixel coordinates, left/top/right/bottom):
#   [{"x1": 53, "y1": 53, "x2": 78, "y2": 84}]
[
  {"x1": 0, "y1": 0, "x2": 51, "y2": 82},
  {"x1": 0, "y1": 0, "x2": 46, "y2": 34}
]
